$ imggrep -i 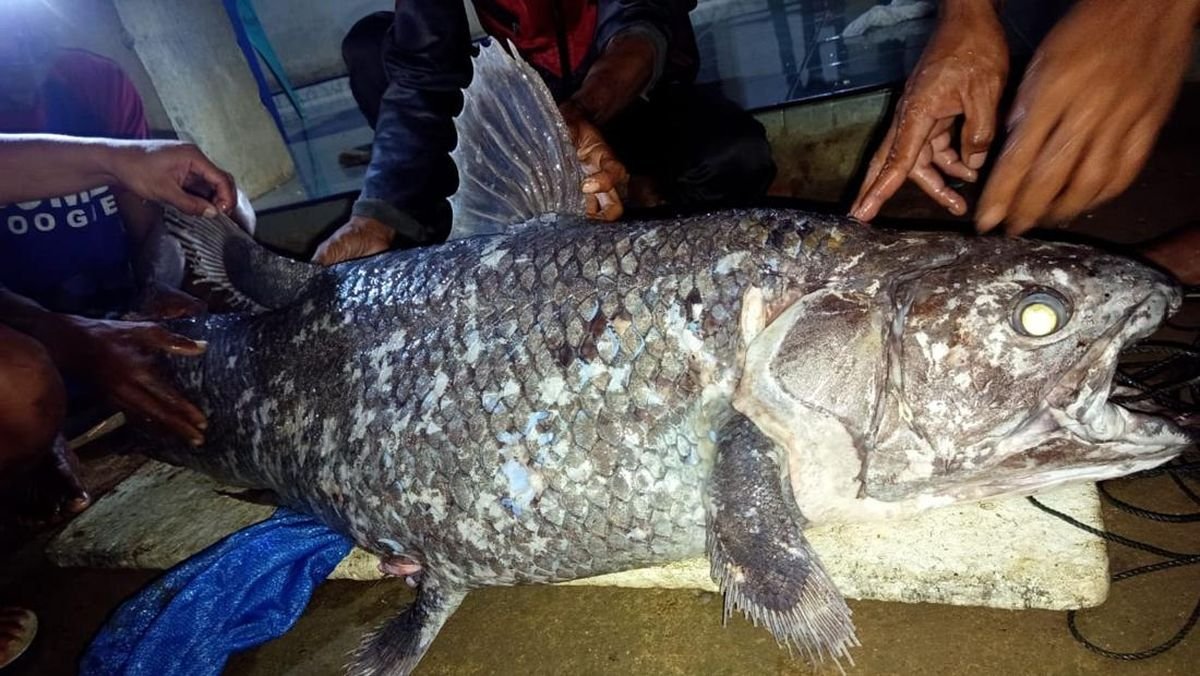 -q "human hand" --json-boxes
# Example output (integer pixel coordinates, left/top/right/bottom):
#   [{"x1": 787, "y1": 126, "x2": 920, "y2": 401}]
[
  {"x1": 311, "y1": 216, "x2": 396, "y2": 265},
  {"x1": 128, "y1": 282, "x2": 207, "y2": 321},
  {"x1": 108, "y1": 140, "x2": 238, "y2": 218},
  {"x1": 851, "y1": 0, "x2": 1008, "y2": 222},
  {"x1": 560, "y1": 102, "x2": 628, "y2": 221},
  {"x1": 36, "y1": 316, "x2": 208, "y2": 445},
  {"x1": 1140, "y1": 224, "x2": 1200, "y2": 286},
  {"x1": 976, "y1": 0, "x2": 1199, "y2": 235}
]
